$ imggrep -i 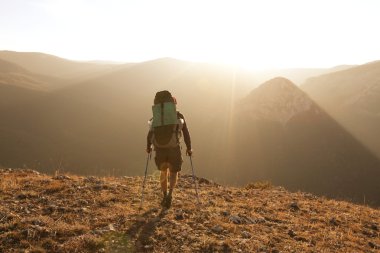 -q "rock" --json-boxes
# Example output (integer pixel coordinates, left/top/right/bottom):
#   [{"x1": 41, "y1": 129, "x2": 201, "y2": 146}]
[
  {"x1": 220, "y1": 210, "x2": 230, "y2": 217},
  {"x1": 78, "y1": 199, "x2": 89, "y2": 205},
  {"x1": 17, "y1": 194, "x2": 27, "y2": 200},
  {"x1": 180, "y1": 231, "x2": 188, "y2": 237},
  {"x1": 362, "y1": 229, "x2": 376, "y2": 238},
  {"x1": 84, "y1": 176, "x2": 102, "y2": 184},
  {"x1": 93, "y1": 229, "x2": 105, "y2": 235},
  {"x1": 229, "y1": 215, "x2": 242, "y2": 224},
  {"x1": 239, "y1": 214, "x2": 257, "y2": 224},
  {"x1": 329, "y1": 217, "x2": 340, "y2": 226},
  {"x1": 198, "y1": 178, "x2": 211, "y2": 184},
  {"x1": 33, "y1": 225, "x2": 50, "y2": 237},
  {"x1": 304, "y1": 193, "x2": 317, "y2": 200},
  {"x1": 32, "y1": 220, "x2": 46, "y2": 226},
  {"x1": 93, "y1": 184, "x2": 103, "y2": 191},
  {"x1": 241, "y1": 231, "x2": 251, "y2": 238},
  {"x1": 175, "y1": 210, "x2": 185, "y2": 220},
  {"x1": 211, "y1": 225, "x2": 224, "y2": 233},
  {"x1": 290, "y1": 202, "x2": 300, "y2": 211},
  {"x1": 38, "y1": 196, "x2": 49, "y2": 204},
  {"x1": 208, "y1": 200, "x2": 216, "y2": 206},
  {"x1": 288, "y1": 229, "x2": 296, "y2": 237},
  {"x1": 370, "y1": 223, "x2": 378, "y2": 231},
  {"x1": 41, "y1": 179, "x2": 53, "y2": 184},
  {"x1": 21, "y1": 229, "x2": 29, "y2": 238},
  {"x1": 53, "y1": 175, "x2": 71, "y2": 180},
  {"x1": 108, "y1": 224, "x2": 116, "y2": 231},
  {"x1": 369, "y1": 241, "x2": 380, "y2": 249},
  {"x1": 228, "y1": 214, "x2": 257, "y2": 224},
  {"x1": 58, "y1": 206, "x2": 67, "y2": 212},
  {"x1": 224, "y1": 195, "x2": 233, "y2": 202},
  {"x1": 294, "y1": 236, "x2": 308, "y2": 242},
  {"x1": 264, "y1": 216, "x2": 283, "y2": 224},
  {"x1": 43, "y1": 205, "x2": 57, "y2": 214}
]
